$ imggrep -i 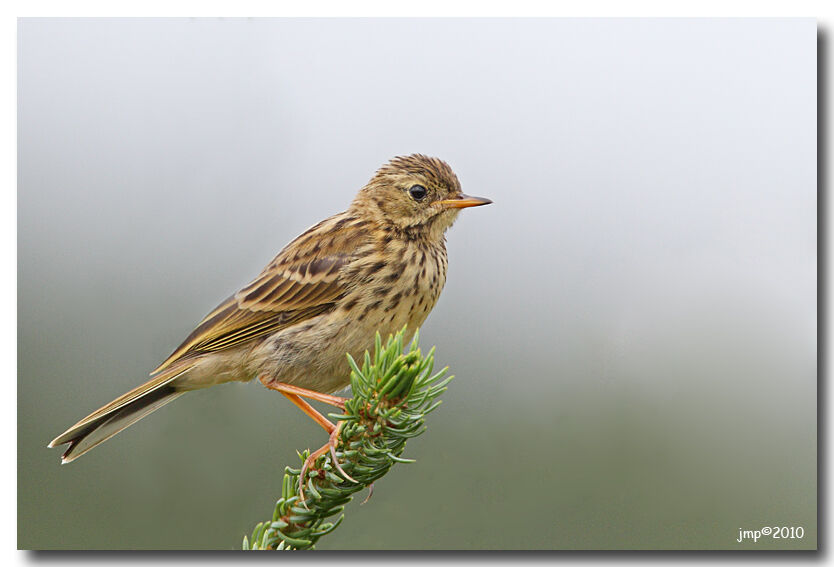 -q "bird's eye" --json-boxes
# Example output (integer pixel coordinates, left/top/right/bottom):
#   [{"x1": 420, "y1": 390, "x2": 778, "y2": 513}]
[{"x1": 408, "y1": 185, "x2": 428, "y2": 201}]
